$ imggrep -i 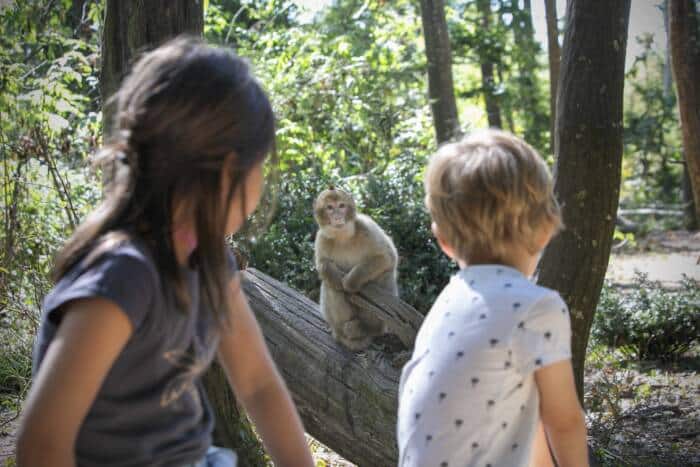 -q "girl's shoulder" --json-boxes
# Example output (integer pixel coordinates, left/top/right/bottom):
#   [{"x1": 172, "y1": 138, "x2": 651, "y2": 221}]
[{"x1": 43, "y1": 234, "x2": 161, "y2": 330}]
